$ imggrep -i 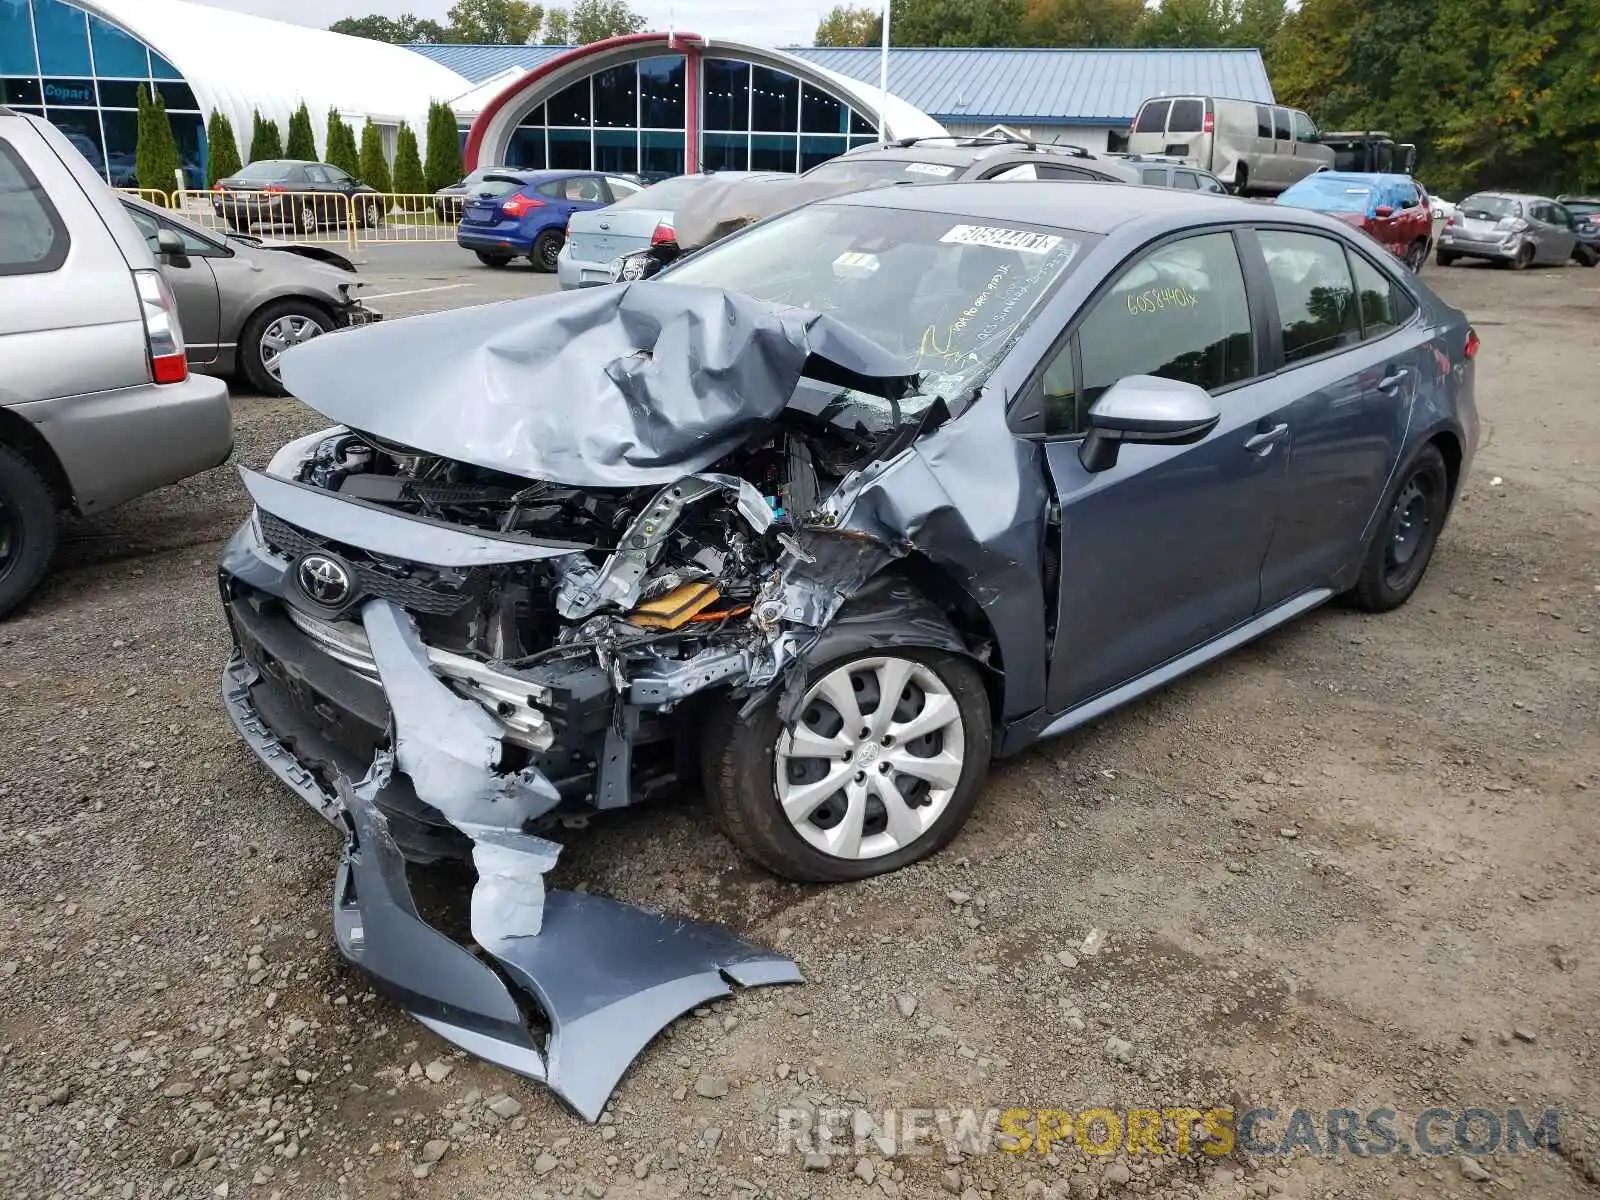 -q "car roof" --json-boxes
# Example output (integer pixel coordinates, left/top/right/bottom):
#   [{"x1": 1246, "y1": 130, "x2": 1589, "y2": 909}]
[
  {"x1": 1465, "y1": 190, "x2": 1545, "y2": 201},
  {"x1": 1297, "y1": 172, "x2": 1414, "y2": 186},
  {"x1": 839, "y1": 137, "x2": 1124, "y2": 168},
  {"x1": 831, "y1": 179, "x2": 1265, "y2": 235}
]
